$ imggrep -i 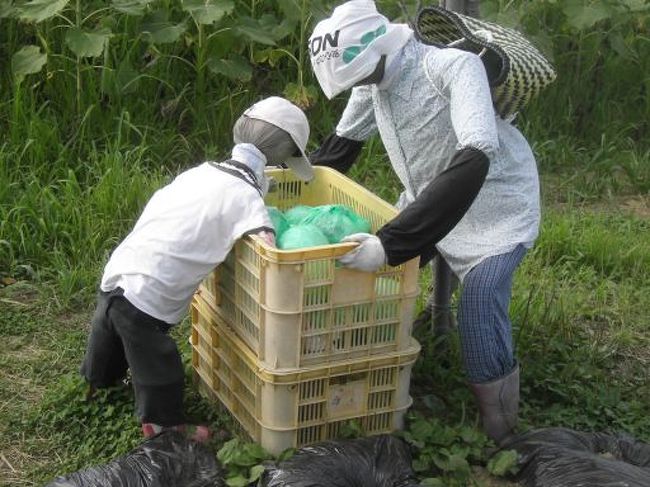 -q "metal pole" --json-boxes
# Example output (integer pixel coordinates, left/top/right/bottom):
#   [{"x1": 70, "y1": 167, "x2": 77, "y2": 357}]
[
  {"x1": 440, "y1": 0, "x2": 466, "y2": 12},
  {"x1": 431, "y1": 257, "x2": 455, "y2": 336},
  {"x1": 439, "y1": 0, "x2": 480, "y2": 16}
]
